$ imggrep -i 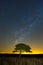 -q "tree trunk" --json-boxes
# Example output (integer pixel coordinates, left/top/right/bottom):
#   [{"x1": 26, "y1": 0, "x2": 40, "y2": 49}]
[{"x1": 19, "y1": 50, "x2": 21, "y2": 65}]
